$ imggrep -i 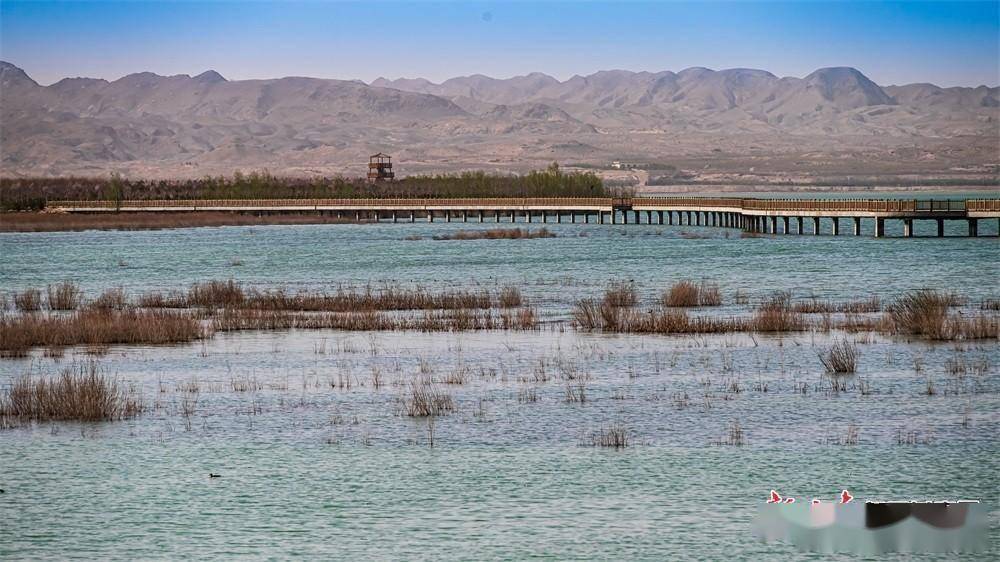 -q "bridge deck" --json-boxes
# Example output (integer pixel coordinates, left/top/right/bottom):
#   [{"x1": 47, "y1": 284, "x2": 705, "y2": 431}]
[{"x1": 46, "y1": 197, "x2": 1000, "y2": 218}]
